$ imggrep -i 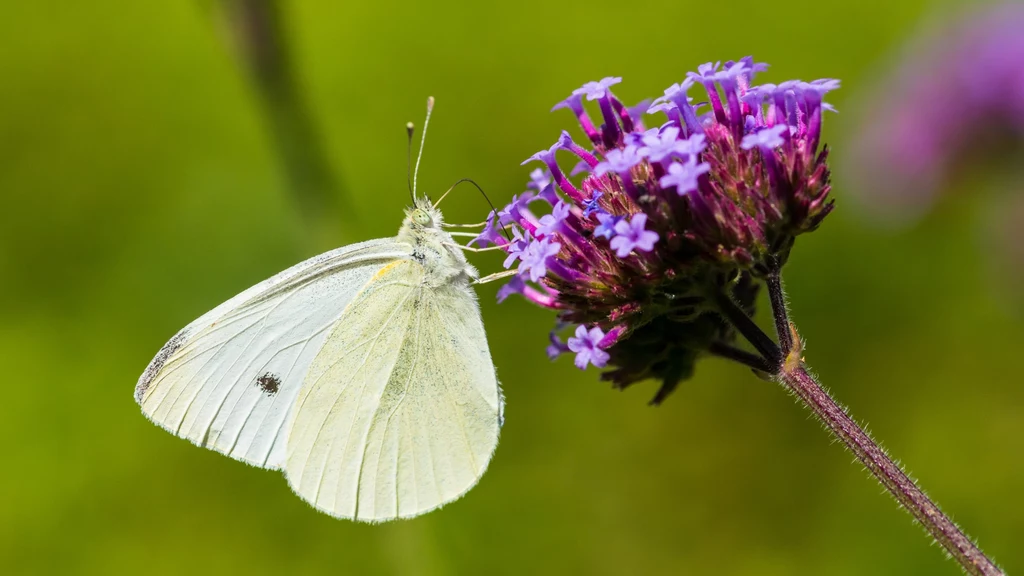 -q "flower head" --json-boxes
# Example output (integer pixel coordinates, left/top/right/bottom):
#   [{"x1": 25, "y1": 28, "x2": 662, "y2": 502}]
[{"x1": 489, "y1": 59, "x2": 836, "y2": 402}]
